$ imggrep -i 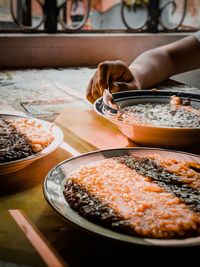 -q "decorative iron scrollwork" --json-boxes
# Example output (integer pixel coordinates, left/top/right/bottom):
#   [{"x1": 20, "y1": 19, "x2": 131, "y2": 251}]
[
  {"x1": 3, "y1": 0, "x2": 192, "y2": 33},
  {"x1": 58, "y1": 0, "x2": 90, "y2": 32},
  {"x1": 10, "y1": 0, "x2": 90, "y2": 32},
  {"x1": 121, "y1": 0, "x2": 188, "y2": 32},
  {"x1": 11, "y1": 0, "x2": 45, "y2": 31},
  {"x1": 159, "y1": 0, "x2": 187, "y2": 31},
  {"x1": 121, "y1": 0, "x2": 149, "y2": 31}
]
